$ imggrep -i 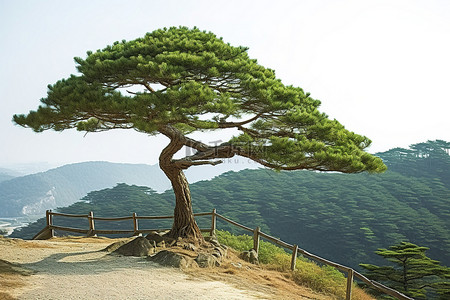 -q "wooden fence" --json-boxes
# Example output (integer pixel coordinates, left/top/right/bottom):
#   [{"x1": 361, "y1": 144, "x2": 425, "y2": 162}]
[{"x1": 33, "y1": 209, "x2": 413, "y2": 300}]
